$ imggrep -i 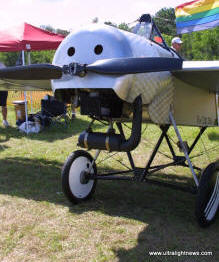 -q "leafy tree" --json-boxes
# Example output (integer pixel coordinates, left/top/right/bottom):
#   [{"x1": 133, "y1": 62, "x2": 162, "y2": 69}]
[
  {"x1": 153, "y1": 8, "x2": 176, "y2": 36},
  {"x1": 118, "y1": 23, "x2": 131, "y2": 32},
  {"x1": 40, "y1": 25, "x2": 56, "y2": 33},
  {"x1": 0, "y1": 50, "x2": 55, "y2": 66},
  {"x1": 104, "y1": 21, "x2": 117, "y2": 28},
  {"x1": 0, "y1": 52, "x2": 20, "y2": 66},
  {"x1": 181, "y1": 27, "x2": 219, "y2": 60},
  {"x1": 29, "y1": 50, "x2": 55, "y2": 64},
  {"x1": 56, "y1": 28, "x2": 69, "y2": 36},
  {"x1": 162, "y1": 34, "x2": 172, "y2": 47},
  {"x1": 104, "y1": 21, "x2": 131, "y2": 32}
]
